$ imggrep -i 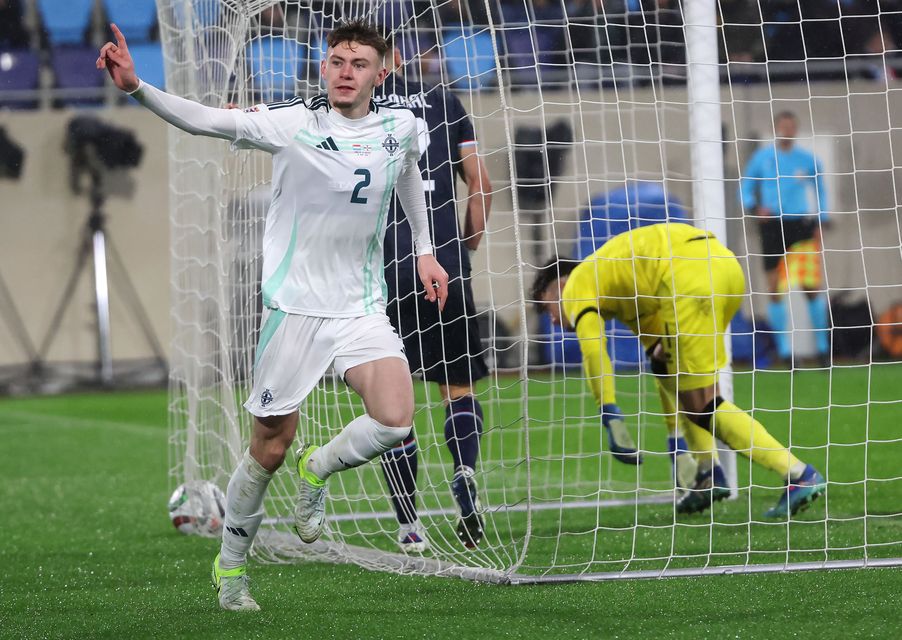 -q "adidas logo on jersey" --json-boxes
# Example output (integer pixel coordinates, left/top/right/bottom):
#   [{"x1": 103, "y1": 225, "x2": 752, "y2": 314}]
[{"x1": 316, "y1": 137, "x2": 339, "y2": 151}]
